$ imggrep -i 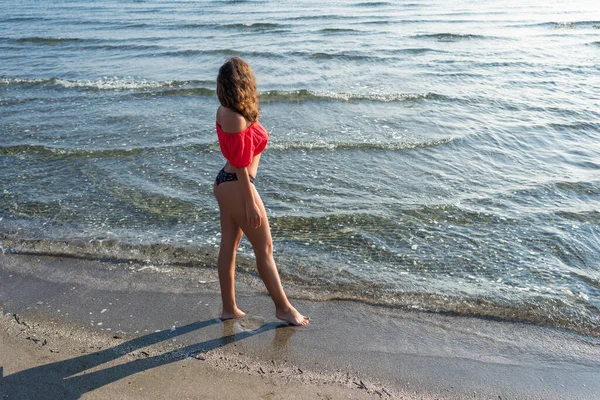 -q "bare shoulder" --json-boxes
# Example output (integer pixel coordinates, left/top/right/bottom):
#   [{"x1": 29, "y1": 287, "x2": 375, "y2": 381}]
[{"x1": 216, "y1": 106, "x2": 250, "y2": 134}]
